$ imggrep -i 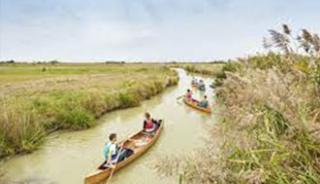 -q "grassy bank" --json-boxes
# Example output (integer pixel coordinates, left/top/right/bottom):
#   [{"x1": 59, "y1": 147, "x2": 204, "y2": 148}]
[
  {"x1": 171, "y1": 63, "x2": 225, "y2": 76},
  {"x1": 170, "y1": 62, "x2": 239, "y2": 88},
  {"x1": 156, "y1": 26, "x2": 320, "y2": 183},
  {"x1": 0, "y1": 63, "x2": 178, "y2": 159}
]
